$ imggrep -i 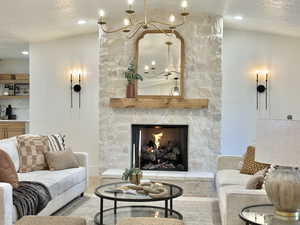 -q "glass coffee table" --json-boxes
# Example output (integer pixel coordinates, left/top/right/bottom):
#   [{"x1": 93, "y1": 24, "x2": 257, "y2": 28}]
[
  {"x1": 94, "y1": 182, "x2": 183, "y2": 225},
  {"x1": 240, "y1": 204, "x2": 300, "y2": 225}
]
